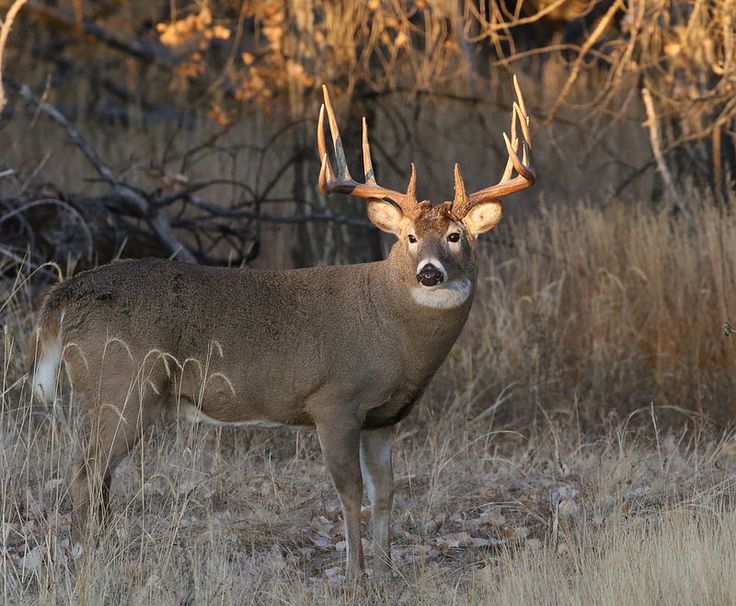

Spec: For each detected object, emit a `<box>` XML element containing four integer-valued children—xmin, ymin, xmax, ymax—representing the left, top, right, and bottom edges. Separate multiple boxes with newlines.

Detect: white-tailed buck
<box><xmin>32</xmin><ymin>77</ymin><xmax>534</xmax><ymax>579</ymax></box>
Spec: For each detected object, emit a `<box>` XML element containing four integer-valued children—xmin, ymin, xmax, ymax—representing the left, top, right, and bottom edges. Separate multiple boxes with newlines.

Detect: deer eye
<box><xmin>447</xmin><ymin>233</ymin><xmax>460</xmax><ymax>243</ymax></box>
<box><xmin>408</xmin><ymin>234</ymin><xmax>417</xmax><ymax>243</ymax></box>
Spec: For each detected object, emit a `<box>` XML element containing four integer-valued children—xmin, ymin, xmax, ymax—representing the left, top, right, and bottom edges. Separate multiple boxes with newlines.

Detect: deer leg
<box><xmin>315</xmin><ymin>419</ymin><xmax>364</xmax><ymax>581</ymax></box>
<box><xmin>69</xmin><ymin>348</ymin><xmax>170</xmax><ymax>550</ymax></box>
<box><xmin>71</xmin><ymin>393</ymin><xmax>163</xmax><ymax>549</ymax></box>
<box><xmin>360</xmin><ymin>426</ymin><xmax>395</xmax><ymax>576</ymax></box>
<box><xmin>71</xmin><ymin>410</ymin><xmax>133</xmax><ymax>547</ymax></box>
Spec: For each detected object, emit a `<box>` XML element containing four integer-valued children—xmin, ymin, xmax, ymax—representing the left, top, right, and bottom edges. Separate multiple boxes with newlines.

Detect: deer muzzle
<box><xmin>416</xmin><ymin>263</ymin><xmax>445</xmax><ymax>287</ymax></box>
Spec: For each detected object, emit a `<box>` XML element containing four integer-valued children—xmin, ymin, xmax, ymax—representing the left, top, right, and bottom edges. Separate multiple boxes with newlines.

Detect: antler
<box><xmin>317</xmin><ymin>85</ymin><xmax>419</xmax><ymax>215</ymax></box>
<box><xmin>452</xmin><ymin>75</ymin><xmax>536</xmax><ymax>218</ymax></box>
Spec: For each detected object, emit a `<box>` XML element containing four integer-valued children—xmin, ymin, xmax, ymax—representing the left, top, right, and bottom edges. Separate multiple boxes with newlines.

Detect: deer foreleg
<box><xmin>360</xmin><ymin>426</ymin><xmax>395</xmax><ymax>575</ymax></box>
<box><xmin>316</xmin><ymin>418</ymin><xmax>365</xmax><ymax>580</ymax></box>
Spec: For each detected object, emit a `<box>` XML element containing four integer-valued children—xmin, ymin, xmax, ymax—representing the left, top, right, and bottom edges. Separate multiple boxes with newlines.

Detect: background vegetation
<box><xmin>2</xmin><ymin>0</ymin><xmax>736</xmax><ymax>602</ymax></box>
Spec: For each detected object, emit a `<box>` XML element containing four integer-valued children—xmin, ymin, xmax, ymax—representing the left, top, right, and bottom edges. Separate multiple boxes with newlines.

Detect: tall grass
<box><xmin>485</xmin><ymin>506</ymin><xmax>736</xmax><ymax>605</ymax></box>
<box><xmin>440</xmin><ymin>194</ymin><xmax>736</xmax><ymax>430</ymax></box>
<box><xmin>2</xmin><ymin>192</ymin><xmax>736</xmax><ymax>603</ymax></box>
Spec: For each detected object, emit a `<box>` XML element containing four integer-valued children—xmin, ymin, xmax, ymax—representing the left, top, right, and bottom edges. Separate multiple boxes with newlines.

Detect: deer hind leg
<box><xmin>315</xmin><ymin>418</ymin><xmax>365</xmax><ymax>581</ymax></box>
<box><xmin>70</xmin><ymin>352</ymin><xmax>168</xmax><ymax>548</ymax></box>
<box><xmin>71</xmin><ymin>398</ymin><xmax>162</xmax><ymax>548</ymax></box>
<box><xmin>360</xmin><ymin>426</ymin><xmax>395</xmax><ymax>576</ymax></box>
<box><xmin>71</xmin><ymin>408</ymin><xmax>130</xmax><ymax>545</ymax></box>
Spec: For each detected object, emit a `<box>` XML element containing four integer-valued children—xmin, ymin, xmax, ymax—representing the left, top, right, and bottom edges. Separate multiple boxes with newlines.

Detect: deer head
<box><xmin>317</xmin><ymin>77</ymin><xmax>535</xmax><ymax>308</ymax></box>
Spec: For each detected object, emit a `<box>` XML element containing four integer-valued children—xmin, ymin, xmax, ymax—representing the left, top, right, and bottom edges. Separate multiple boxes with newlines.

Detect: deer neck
<box><xmin>368</xmin><ymin>246</ymin><xmax>476</xmax><ymax>359</ymax></box>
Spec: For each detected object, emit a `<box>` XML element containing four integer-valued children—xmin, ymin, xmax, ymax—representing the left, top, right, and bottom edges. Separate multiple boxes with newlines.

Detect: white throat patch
<box><xmin>411</xmin><ymin>278</ymin><xmax>472</xmax><ymax>309</ymax></box>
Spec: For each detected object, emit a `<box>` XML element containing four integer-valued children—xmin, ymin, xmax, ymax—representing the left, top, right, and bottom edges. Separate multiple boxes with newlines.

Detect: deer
<box><xmin>31</xmin><ymin>76</ymin><xmax>534</xmax><ymax>580</ymax></box>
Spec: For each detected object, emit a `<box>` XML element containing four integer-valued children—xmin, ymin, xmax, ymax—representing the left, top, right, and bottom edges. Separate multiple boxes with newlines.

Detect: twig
<box><xmin>550</xmin><ymin>494</ymin><xmax>560</xmax><ymax>548</ymax></box>
<box><xmin>156</xmin><ymin>179</ymin><xmax>257</xmax><ymax>207</ymax></box>
<box><xmin>613</xmin><ymin>159</ymin><xmax>656</xmax><ymax>196</ymax></box>
<box><xmin>0</xmin><ymin>0</ymin><xmax>28</xmax><ymax>112</ymax></box>
<box><xmin>641</xmin><ymin>87</ymin><xmax>676</xmax><ymax>196</ymax></box>
<box><xmin>542</xmin><ymin>0</ymin><xmax>624</xmax><ymax>125</ymax></box>
<box><xmin>713</xmin><ymin>124</ymin><xmax>722</xmax><ymax>204</ymax></box>
<box><xmin>0</xmin><ymin>198</ymin><xmax>94</xmax><ymax>260</ymax></box>
<box><xmin>14</xmin><ymin>84</ymin><xmax>131</xmax><ymax>197</ymax></box>
<box><xmin>0</xmin><ymin>243</ymin><xmax>28</xmax><ymax>266</ymax></box>
<box><xmin>183</xmin><ymin>195</ymin><xmax>374</xmax><ymax>229</ymax></box>
<box><xmin>20</xmin><ymin>150</ymin><xmax>51</xmax><ymax>194</ymax></box>
<box><xmin>465</xmin><ymin>0</ymin><xmax>572</xmax><ymax>37</ymax></box>
<box><xmin>150</xmin><ymin>211</ymin><xmax>195</xmax><ymax>263</ymax></box>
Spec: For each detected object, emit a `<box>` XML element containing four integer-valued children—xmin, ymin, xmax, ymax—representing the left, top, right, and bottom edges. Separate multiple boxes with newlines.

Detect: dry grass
<box><xmin>3</xmin><ymin>192</ymin><xmax>736</xmax><ymax>603</ymax></box>
<box><xmin>426</xmin><ymin>200</ymin><xmax>736</xmax><ymax>444</ymax></box>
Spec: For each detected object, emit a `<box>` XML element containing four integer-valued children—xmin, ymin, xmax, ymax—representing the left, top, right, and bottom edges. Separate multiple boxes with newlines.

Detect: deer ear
<box><xmin>463</xmin><ymin>201</ymin><xmax>503</xmax><ymax>235</ymax></box>
<box><xmin>366</xmin><ymin>199</ymin><xmax>403</xmax><ymax>234</ymax></box>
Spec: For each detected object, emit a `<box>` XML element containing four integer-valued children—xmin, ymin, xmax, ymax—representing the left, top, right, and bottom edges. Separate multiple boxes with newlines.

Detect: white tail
<box><xmin>32</xmin><ymin>312</ymin><xmax>64</xmax><ymax>403</ymax></box>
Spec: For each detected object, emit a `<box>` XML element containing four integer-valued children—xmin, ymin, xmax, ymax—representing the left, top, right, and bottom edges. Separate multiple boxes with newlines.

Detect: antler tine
<box><xmin>454</xmin><ymin>75</ymin><xmax>536</xmax><ymax>215</ymax></box>
<box><xmin>500</xmin><ymin>104</ymin><xmax>520</xmax><ymax>182</ymax></box>
<box><xmin>317</xmin><ymin>104</ymin><xmax>335</xmax><ymax>187</ymax></box>
<box><xmin>513</xmin><ymin>74</ymin><xmax>532</xmax><ymax>147</ymax></box>
<box><xmin>407</xmin><ymin>163</ymin><xmax>417</xmax><ymax>200</ymax></box>
<box><xmin>322</xmin><ymin>85</ymin><xmax>352</xmax><ymax>181</ymax></box>
<box><xmin>502</xmin><ymin>133</ymin><xmax>531</xmax><ymax>181</ymax></box>
<box><xmin>317</xmin><ymin>85</ymin><xmax>417</xmax><ymax>212</ymax></box>
<box><xmin>453</xmin><ymin>163</ymin><xmax>466</xmax><ymax>207</ymax></box>
<box><xmin>362</xmin><ymin>116</ymin><xmax>376</xmax><ymax>185</ymax></box>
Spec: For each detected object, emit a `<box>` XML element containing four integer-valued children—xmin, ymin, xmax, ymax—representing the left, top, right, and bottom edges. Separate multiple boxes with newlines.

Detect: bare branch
<box><xmin>150</xmin><ymin>211</ymin><xmax>196</xmax><ymax>263</ymax></box>
<box><xmin>183</xmin><ymin>195</ymin><xmax>373</xmax><ymax>229</ymax></box>
<box><xmin>641</xmin><ymin>87</ymin><xmax>675</xmax><ymax>196</ymax></box>
<box><xmin>0</xmin><ymin>0</ymin><xmax>28</xmax><ymax>112</ymax></box>
<box><xmin>0</xmin><ymin>198</ymin><xmax>93</xmax><ymax>260</ymax></box>
<box><xmin>13</xmin><ymin>83</ymin><xmax>137</xmax><ymax>204</ymax></box>
<box><xmin>21</xmin><ymin>1</ymin><xmax>236</xmax><ymax>100</ymax></box>
<box><xmin>542</xmin><ymin>0</ymin><xmax>624</xmax><ymax>125</ymax></box>
<box><xmin>12</xmin><ymin>82</ymin><xmax>197</xmax><ymax>263</ymax></box>
<box><xmin>23</xmin><ymin>0</ymin><xmax>174</xmax><ymax>68</ymax></box>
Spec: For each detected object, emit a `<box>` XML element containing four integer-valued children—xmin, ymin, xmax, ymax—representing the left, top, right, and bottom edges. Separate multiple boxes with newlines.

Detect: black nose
<box><xmin>417</xmin><ymin>263</ymin><xmax>444</xmax><ymax>287</ymax></box>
